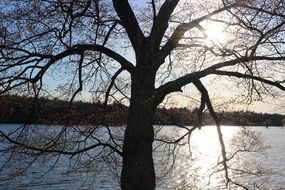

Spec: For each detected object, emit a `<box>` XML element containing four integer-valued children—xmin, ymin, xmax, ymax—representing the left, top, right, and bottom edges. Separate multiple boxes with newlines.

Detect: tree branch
<box><xmin>155</xmin><ymin>55</ymin><xmax>285</xmax><ymax>104</ymax></box>
<box><xmin>0</xmin><ymin>129</ymin><xmax>123</xmax><ymax>157</ymax></box>
<box><xmin>193</xmin><ymin>80</ymin><xmax>230</xmax><ymax>187</ymax></box>
<box><xmin>149</xmin><ymin>0</ymin><xmax>179</xmax><ymax>49</ymax></box>
<box><xmin>68</xmin><ymin>53</ymin><xmax>84</xmax><ymax>109</ymax></box>
<box><xmin>212</xmin><ymin>70</ymin><xmax>285</xmax><ymax>91</ymax></box>
<box><xmin>112</xmin><ymin>0</ymin><xmax>144</xmax><ymax>53</ymax></box>
<box><xmin>159</xmin><ymin>4</ymin><xmax>235</xmax><ymax>61</ymax></box>
<box><xmin>52</xmin><ymin>44</ymin><xmax>135</xmax><ymax>74</ymax></box>
<box><xmin>104</xmin><ymin>67</ymin><xmax>125</xmax><ymax>106</ymax></box>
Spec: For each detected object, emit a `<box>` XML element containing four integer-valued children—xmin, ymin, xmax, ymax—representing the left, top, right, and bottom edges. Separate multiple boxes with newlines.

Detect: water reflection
<box><xmin>154</xmin><ymin>126</ymin><xmax>233</xmax><ymax>189</ymax></box>
<box><xmin>154</xmin><ymin>126</ymin><xmax>277</xmax><ymax>190</ymax></box>
<box><xmin>1</xmin><ymin>125</ymin><xmax>285</xmax><ymax>189</ymax></box>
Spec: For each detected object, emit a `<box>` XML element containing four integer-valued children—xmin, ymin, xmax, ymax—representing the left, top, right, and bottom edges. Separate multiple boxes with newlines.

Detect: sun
<box><xmin>202</xmin><ymin>22</ymin><xmax>227</xmax><ymax>46</ymax></box>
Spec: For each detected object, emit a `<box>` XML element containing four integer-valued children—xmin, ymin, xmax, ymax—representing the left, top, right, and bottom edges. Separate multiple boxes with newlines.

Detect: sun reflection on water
<box><xmin>154</xmin><ymin>125</ymin><xmax>268</xmax><ymax>190</ymax></box>
<box><xmin>187</xmin><ymin>126</ymin><xmax>238</xmax><ymax>189</ymax></box>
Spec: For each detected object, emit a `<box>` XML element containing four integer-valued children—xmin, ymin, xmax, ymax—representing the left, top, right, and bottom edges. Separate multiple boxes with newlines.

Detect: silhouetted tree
<box><xmin>0</xmin><ymin>0</ymin><xmax>284</xmax><ymax>189</ymax></box>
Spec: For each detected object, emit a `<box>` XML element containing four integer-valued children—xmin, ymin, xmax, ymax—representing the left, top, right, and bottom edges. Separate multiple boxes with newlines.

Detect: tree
<box><xmin>0</xmin><ymin>0</ymin><xmax>284</xmax><ymax>189</ymax></box>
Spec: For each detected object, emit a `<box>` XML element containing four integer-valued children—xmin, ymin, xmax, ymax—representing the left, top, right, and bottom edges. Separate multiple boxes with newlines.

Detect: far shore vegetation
<box><xmin>1</xmin><ymin>95</ymin><xmax>284</xmax><ymax>126</ymax></box>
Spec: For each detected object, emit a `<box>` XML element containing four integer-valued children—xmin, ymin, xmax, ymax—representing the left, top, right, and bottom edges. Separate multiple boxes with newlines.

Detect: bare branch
<box><xmin>193</xmin><ymin>80</ymin><xmax>230</xmax><ymax>187</ymax></box>
<box><xmin>0</xmin><ymin>129</ymin><xmax>123</xmax><ymax>157</ymax></box>
<box><xmin>159</xmin><ymin>4</ymin><xmax>235</xmax><ymax>61</ymax></box>
<box><xmin>155</xmin><ymin>55</ymin><xmax>285</xmax><ymax>104</ymax></box>
<box><xmin>68</xmin><ymin>53</ymin><xmax>84</xmax><ymax>108</ymax></box>
<box><xmin>212</xmin><ymin>70</ymin><xmax>285</xmax><ymax>91</ymax></box>
<box><xmin>104</xmin><ymin>67</ymin><xmax>125</xmax><ymax>106</ymax></box>
<box><xmin>149</xmin><ymin>0</ymin><xmax>179</xmax><ymax>49</ymax></box>
<box><xmin>112</xmin><ymin>0</ymin><xmax>145</xmax><ymax>53</ymax></box>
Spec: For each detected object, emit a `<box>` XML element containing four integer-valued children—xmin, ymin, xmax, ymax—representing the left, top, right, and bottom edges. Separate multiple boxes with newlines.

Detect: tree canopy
<box><xmin>0</xmin><ymin>0</ymin><xmax>284</xmax><ymax>189</ymax></box>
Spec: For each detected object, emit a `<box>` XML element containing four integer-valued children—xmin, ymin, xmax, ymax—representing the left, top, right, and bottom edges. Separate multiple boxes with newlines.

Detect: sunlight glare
<box><xmin>202</xmin><ymin>22</ymin><xmax>227</xmax><ymax>46</ymax></box>
<box><xmin>187</xmin><ymin>126</ymin><xmax>238</xmax><ymax>187</ymax></box>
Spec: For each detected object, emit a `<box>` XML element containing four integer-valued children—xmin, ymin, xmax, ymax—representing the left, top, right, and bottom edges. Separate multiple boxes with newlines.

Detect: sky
<box><xmin>126</xmin><ymin>0</ymin><xmax>285</xmax><ymax>114</ymax></box>
<box><xmin>5</xmin><ymin>0</ymin><xmax>283</xmax><ymax>115</ymax></box>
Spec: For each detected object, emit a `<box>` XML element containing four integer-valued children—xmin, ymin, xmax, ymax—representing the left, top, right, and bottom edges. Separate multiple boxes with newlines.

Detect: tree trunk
<box><xmin>121</xmin><ymin>70</ymin><xmax>157</xmax><ymax>190</ymax></box>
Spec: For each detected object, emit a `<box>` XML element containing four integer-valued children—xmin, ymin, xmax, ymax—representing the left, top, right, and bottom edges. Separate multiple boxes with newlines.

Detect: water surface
<box><xmin>0</xmin><ymin>124</ymin><xmax>284</xmax><ymax>189</ymax></box>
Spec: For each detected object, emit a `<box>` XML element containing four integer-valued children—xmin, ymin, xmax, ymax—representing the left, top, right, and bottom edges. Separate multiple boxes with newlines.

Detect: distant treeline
<box><xmin>0</xmin><ymin>95</ymin><xmax>284</xmax><ymax>126</ymax></box>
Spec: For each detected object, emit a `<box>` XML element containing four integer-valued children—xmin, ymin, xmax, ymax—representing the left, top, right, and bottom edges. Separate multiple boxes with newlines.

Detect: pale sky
<box><xmin>40</xmin><ymin>0</ymin><xmax>285</xmax><ymax>115</ymax></box>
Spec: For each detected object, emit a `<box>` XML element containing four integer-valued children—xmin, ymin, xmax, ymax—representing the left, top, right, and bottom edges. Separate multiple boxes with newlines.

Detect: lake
<box><xmin>0</xmin><ymin>124</ymin><xmax>284</xmax><ymax>189</ymax></box>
